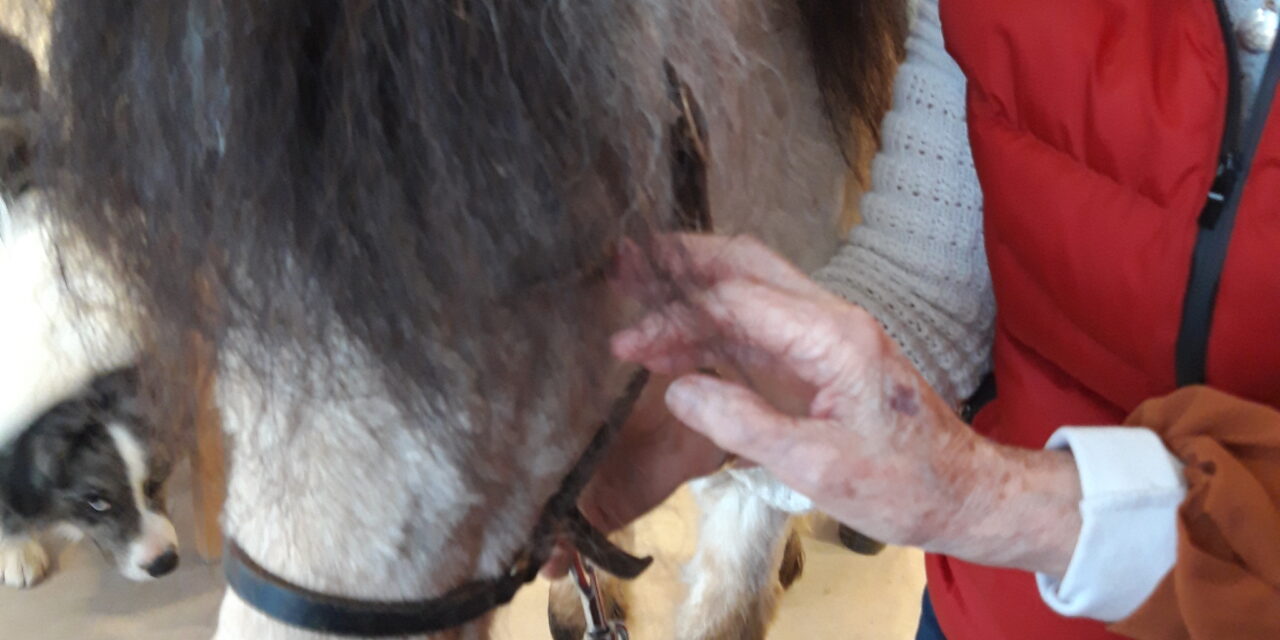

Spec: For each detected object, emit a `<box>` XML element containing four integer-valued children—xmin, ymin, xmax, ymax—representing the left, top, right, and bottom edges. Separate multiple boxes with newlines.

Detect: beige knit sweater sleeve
<box><xmin>814</xmin><ymin>0</ymin><xmax>992</xmax><ymax>407</ymax></box>
<box><xmin>727</xmin><ymin>0</ymin><xmax>994</xmax><ymax>513</ymax></box>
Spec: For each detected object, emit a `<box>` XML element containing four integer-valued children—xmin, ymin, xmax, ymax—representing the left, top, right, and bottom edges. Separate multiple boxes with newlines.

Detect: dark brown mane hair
<box><xmin>799</xmin><ymin>0</ymin><xmax>908</xmax><ymax>151</ymax></box>
<box><xmin>40</xmin><ymin>0</ymin><xmax>906</xmax><ymax>433</ymax></box>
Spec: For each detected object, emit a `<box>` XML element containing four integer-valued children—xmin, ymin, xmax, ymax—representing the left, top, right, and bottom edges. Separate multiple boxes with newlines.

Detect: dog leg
<box><xmin>0</xmin><ymin>531</ymin><xmax>49</xmax><ymax>588</ymax></box>
<box><xmin>547</xmin><ymin>567</ymin><xmax>629</xmax><ymax>640</ymax></box>
<box><xmin>547</xmin><ymin>572</ymin><xmax>588</xmax><ymax>640</ymax></box>
<box><xmin>547</xmin><ymin>526</ymin><xmax>633</xmax><ymax>640</ymax></box>
<box><xmin>676</xmin><ymin>474</ymin><xmax>799</xmax><ymax>640</ymax></box>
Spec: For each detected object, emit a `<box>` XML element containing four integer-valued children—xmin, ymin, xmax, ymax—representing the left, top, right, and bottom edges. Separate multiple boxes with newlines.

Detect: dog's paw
<box><xmin>0</xmin><ymin>537</ymin><xmax>50</xmax><ymax>588</ymax></box>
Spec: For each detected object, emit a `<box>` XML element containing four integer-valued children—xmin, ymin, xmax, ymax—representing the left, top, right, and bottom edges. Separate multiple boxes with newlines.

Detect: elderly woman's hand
<box><xmin>611</xmin><ymin>234</ymin><xmax>1083</xmax><ymax>577</ymax></box>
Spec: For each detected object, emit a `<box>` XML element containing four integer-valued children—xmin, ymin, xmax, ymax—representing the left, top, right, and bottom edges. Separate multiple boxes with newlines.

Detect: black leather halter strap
<box><xmin>224</xmin><ymin>369</ymin><xmax>654</xmax><ymax>637</ymax></box>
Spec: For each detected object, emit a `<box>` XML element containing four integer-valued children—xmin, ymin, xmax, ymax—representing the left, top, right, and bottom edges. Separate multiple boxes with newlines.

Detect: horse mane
<box><xmin>39</xmin><ymin>0</ymin><xmax>907</xmax><ymax>432</ymax></box>
<box><xmin>799</xmin><ymin>0</ymin><xmax>908</xmax><ymax>151</ymax></box>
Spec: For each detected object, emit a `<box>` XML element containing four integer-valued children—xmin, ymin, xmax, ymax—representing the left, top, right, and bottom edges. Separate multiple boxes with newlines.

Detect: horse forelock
<box><xmin>40</xmin><ymin>0</ymin><xmax>906</xmax><ymax>448</ymax></box>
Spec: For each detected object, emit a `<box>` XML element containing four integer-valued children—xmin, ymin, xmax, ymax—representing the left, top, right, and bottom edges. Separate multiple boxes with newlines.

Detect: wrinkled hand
<box><xmin>605</xmin><ymin>234</ymin><xmax>1081</xmax><ymax>576</ymax></box>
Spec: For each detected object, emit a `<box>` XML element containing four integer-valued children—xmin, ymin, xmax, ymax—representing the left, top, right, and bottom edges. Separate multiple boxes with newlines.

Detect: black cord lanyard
<box><xmin>1176</xmin><ymin>0</ymin><xmax>1280</xmax><ymax>386</ymax></box>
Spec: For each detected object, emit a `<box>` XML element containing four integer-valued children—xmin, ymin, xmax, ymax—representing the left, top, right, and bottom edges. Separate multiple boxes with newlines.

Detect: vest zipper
<box><xmin>1201</xmin><ymin>0</ymin><xmax>1244</xmax><ymax>230</ymax></box>
<box><xmin>1175</xmin><ymin>0</ymin><xmax>1280</xmax><ymax>385</ymax></box>
<box><xmin>1200</xmin><ymin>152</ymin><xmax>1238</xmax><ymax>229</ymax></box>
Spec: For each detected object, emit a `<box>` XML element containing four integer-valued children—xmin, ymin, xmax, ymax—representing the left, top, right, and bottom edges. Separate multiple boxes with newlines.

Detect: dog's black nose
<box><xmin>144</xmin><ymin>549</ymin><xmax>179</xmax><ymax>577</ymax></box>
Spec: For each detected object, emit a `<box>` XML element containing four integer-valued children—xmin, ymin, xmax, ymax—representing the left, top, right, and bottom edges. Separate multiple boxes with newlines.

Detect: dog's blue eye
<box><xmin>87</xmin><ymin>497</ymin><xmax>113</xmax><ymax>512</ymax></box>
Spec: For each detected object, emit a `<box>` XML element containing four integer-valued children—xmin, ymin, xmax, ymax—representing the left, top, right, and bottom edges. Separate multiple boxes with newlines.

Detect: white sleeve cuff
<box><xmin>1035</xmin><ymin>427</ymin><xmax>1186</xmax><ymax>621</ymax></box>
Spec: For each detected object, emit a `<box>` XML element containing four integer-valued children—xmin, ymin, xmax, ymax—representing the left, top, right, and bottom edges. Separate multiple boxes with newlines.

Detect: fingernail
<box><xmin>665</xmin><ymin>377</ymin><xmax>700</xmax><ymax>412</ymax></box>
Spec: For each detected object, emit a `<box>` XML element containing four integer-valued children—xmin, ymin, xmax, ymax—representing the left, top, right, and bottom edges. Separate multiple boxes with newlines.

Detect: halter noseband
<box><xmin>223</xmin><ymin>370</ymin><xmax>653</xmax><ymax>637</ymax></box>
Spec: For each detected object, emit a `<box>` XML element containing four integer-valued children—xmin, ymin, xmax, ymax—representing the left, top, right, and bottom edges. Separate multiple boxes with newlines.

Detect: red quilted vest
<box><xmin>932</xmin><ymin>1</ymin><xmax>1280</xmax><ymax>638</ymax></box>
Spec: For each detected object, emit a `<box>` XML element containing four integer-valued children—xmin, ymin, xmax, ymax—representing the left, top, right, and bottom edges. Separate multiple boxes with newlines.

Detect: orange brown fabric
<box><xmin>1110</xmin><ymin>386</ymin><xmax>1280</xmax><ymax>639</ymax></box>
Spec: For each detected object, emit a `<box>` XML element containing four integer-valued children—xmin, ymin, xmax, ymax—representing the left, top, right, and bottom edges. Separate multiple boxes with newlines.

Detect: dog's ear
<box><xmin>89</xmin><ymin>366</ymin><xmax>140</xmax><ymax>412</ymax></box>
<box><xmin>6</xmin><ymin>405</ymin><xmax>94</xmax><ymax>517</ymax></box>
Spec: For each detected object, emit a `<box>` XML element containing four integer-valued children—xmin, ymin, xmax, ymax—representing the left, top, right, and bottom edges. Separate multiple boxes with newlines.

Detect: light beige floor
<box><xmin>0</xmin><ymin>467</ymin><xmax>924</xmax><ymax>639</ymax></box>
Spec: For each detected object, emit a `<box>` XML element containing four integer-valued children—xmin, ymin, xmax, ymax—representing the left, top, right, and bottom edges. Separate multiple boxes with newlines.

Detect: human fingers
<box><xmin>614</xmin><ymin>279</ymin><xmax>870</xmax><ymax>392</ymax></box>
<box><xmin>608</xmin><ymin>294</ymin><xmax>716</xmax><ymax>373</ymax></box>
<box><xmin>663</xmin><ymin>373</ymin><xmax>825</xmax><ymax>469</ymax></box>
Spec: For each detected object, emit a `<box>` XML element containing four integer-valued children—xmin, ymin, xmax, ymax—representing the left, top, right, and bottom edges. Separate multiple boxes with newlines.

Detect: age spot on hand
<box><xmin>888</xmin><ymin>382</ymin><xmax>920</xmax><ymax>417</ymax></box>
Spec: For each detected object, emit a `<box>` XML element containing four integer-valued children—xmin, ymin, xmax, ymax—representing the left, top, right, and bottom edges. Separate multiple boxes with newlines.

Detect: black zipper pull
<box><xmin>1200</xmin><ymin>153</ymin><xmax>1238</xmax><ymax>229</ymax></box>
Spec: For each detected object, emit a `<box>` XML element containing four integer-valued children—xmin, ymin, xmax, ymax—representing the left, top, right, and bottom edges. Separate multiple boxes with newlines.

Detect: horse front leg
<box><xmin>676</xmin><ymin>473</ymin><xmax>802</xmax><ymax>640</ymax></box>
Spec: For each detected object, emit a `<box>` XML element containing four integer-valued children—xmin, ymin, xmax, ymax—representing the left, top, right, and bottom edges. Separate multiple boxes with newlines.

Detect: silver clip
<box><xmin>571</xmin><ymin>552</ymin><xmax>629</xmax><ymax>640</ymax></box>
